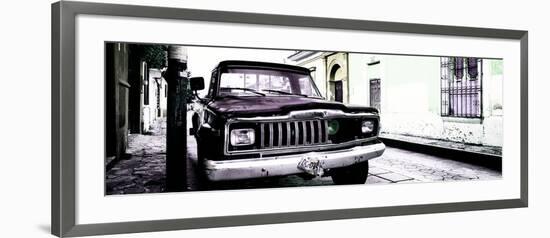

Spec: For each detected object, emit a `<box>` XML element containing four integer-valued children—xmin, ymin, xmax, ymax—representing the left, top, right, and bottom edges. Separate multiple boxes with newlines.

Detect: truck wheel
<box><xmin>331</xmin><ymin>161</ymin><xmax>369</xmax><ymax>185</ymax></box>
<box><xmin>196</xmin><ymin>140</ymin><xmax>206</xmax><ymax>171</ymax></box>
<box><xmin>192</xmin><ymin>114</ymin><xmax>199</xmax><ymax>137</ymax></box>
<box><xmin>195</xmin><ymin>141</ymin><xmax>217</xmax><ymax>189</ymax></box>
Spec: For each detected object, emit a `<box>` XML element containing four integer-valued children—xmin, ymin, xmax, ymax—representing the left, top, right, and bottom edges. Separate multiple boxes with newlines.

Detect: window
<box><xmin>220</xmin><ymin>73</ymin><xmax>291</xmax><ymax>94</ymax></box>
<box><xmin>440</xmin><ymin>57</ymin><xmax>482</xmax><ymax>118</ymax></box>
<box><xmin>208</xmin><ymin>70</ymin><xmax>217</xmax><ymax>97</ymax></box>
<box><xmin>218</xmin><ymin>68</ymin><xmax>321</xmax><ymax>97</ymax></box>
<box><xmin>298</xmin><ymin>77</ymin><xmax>316</xmax><ymax>95</ymax></box>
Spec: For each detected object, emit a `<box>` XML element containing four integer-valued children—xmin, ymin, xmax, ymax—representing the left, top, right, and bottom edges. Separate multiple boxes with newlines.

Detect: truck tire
<box><xmin>195</xmin><ymin>140</ymin><xmax>206</xmax><ymax>171</ymax></box>
<box><xmin>331</xmin><ymin>161</ymin><xmax>369</xmax><ymax>185</ymax></box>
<box><xmin>195</xmin><ymin>140</ymin><xmax>214</xmax><ymax>189</ymax></box>
<box><xmin>192</xmin><ymin>114</ymin><xmax>199</xmax><ymax>137</ymax></box>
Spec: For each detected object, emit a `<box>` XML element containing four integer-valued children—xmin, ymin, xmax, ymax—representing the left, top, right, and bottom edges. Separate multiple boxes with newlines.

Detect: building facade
<box><xmin>106</xmin><ymin>43</ymin><xmax>173</xmax><ymax>162</ymax></box>
<box><xmin>288</xmin><ymin>51</ymin><xmax>503</xmax><ymax>147</ymax></box>
<box><xmin>142</xmin><ymin>68</ymin><xmax>168</xmax><ymax>133</ymax></box>
<box><xmin>106</xmin><ymin>42</ymin><xmax>130</xmax><ymax>161</ymax></box>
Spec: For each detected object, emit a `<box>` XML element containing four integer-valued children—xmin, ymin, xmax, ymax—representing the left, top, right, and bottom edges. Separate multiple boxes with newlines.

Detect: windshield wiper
<box><xmin>262</xmin><ymin>89</ymin><xmax>309</xmax><ymax>97</ymax></box>
<box><xmin>220</xmin><ymin>87</ymin><xmax>266</xmax><ymax>96</ymax></box>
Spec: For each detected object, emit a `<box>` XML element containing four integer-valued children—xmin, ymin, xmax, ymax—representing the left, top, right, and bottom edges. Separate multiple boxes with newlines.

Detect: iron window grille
<box><xmin>440</xmin><ymin>57</ymin><xmax>483</xmax><ymax>118</ymax></box>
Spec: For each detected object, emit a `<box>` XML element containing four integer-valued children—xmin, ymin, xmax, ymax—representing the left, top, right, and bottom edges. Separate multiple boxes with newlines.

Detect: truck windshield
<box><xmin>219</xmin><ymin>68</ymin><xmax>321</xmax><ymax>98</ymax></box>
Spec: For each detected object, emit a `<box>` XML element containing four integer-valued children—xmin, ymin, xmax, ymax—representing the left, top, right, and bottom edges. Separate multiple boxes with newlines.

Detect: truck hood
<box><xmin>207</xmin><ymin>96</ymin><xmax>378</xmax><ymax>118</ymax></box>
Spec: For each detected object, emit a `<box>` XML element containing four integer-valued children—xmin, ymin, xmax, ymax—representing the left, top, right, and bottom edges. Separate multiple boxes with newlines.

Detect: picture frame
<box><xmin>51</xmin><ymin>1</ymin><xmax>528</xmax><ymax>237</ymax></box>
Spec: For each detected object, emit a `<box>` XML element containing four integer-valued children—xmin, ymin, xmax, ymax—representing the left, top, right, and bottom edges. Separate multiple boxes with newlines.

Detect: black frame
<box><xmin>52</xmin><ymin>1</ymin><xmax>528</xmax><ymax>237</ymax></box>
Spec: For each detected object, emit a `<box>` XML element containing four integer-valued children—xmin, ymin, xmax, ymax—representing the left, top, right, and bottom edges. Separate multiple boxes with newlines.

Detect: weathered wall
<box><xmin>159</xmin><ymin>77</ymin><xmax>168</xmax><ymax>117</ymax></box>
<box><xmin>480</xmin><ymin>59</ymin><xmax>504</xmax><ymax>146</ymax></box>
<box><xmin>347</xmin><ymin>53</ymin><xmax>370</xmax><ymax>106</ymax></box>
<box><xmin>290</xmin><ymin>52</ymin><xmax>503</xmax><ymax>147</ymax></box>
<box><xmin>376</xmin><ymin>57</ymin><xmax>503</xmax><ymax>146</ymax></box>
<box><xmin>105</xmin><ymin>42</ymin><xmax>130</xmax><ymax>159</ymax></box>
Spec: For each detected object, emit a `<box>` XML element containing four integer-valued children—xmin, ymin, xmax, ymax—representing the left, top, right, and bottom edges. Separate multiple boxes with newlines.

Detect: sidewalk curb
<box><xmin>379</xmin><ymin>137</ymin><xmax>502</xmax><ymax>171</ymax></box>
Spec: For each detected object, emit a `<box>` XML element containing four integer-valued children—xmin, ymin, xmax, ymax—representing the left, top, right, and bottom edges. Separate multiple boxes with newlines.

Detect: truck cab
<box><xmin>189</xmin><ymin>60</ymin><xmax>385</xmax><ymax>184</ymax></box>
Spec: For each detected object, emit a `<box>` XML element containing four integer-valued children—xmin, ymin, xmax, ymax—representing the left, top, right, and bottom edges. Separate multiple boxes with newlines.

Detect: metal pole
<box><xmin>165</xmin><ymin>46</ymin><xmax>188</xmax><ymax>192</ymax></box>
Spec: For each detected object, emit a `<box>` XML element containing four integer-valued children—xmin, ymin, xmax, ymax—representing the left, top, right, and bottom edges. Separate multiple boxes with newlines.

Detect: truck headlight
<box><xmin>230</xmin><ymin>128</ymin><xmax>255</xmax><ymax>146</ymax></box>
<box><xmin>328</xmin><ymin>120</ymin><xmax>340</xmax><ymax>135</ymax></box>
<box><xmin>361</xmin><ymin>120</ymin><xmax>375</xmax><ymax>134</ymax></box>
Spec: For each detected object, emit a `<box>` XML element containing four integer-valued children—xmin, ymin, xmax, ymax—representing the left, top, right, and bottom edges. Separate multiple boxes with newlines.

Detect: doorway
<box><xmin>333</xmin><ymin>80</ymin><xmax>343</xmax><ymax>102</ymax></box>
<box><xmin>370</xmin><ymin>78</ymin><xmax>381</xmax><ymax>112</ymax></box>
<box><xmin>329</xmin><ymin>64</ymin><xmax>345</xmax><ymax>102</ymax></box>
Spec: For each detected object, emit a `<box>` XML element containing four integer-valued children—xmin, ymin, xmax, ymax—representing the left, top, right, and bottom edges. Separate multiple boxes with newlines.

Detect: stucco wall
<box><xmin>347</xmin><ymin>53</ymin><xmax>370</xmax><ymax>106</ymax></box>
<box><xmin>376</xmin><ymin>56</ymin><xmax>503</xmax><ymax>146</ymax></box>
<box><xmin>296</xmin><ymin>56</ymin><xmax>327</xmax><ymax>98</ymax></box>
<box><xmin>290</xmin><ymin>52</ymin><xmax>503</xmax><ymax>147</ymax></box>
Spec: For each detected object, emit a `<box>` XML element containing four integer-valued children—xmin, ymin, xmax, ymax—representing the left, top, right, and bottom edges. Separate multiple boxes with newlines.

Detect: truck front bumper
<box><xmin>204</xmin><ymin>142</ymin><xmax>385</xmax><ymax>181</ymax></box>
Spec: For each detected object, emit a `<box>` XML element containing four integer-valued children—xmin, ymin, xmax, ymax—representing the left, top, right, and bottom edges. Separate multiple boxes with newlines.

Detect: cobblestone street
<box><xmin>106</xmin><ymin>118</ymin><xmax>502</xmax><ymax>195</ymax></box>
<box><xmin>106</xmin><ymin>118</ymin><xmax>167</xmax><ymax>195</ymax></box>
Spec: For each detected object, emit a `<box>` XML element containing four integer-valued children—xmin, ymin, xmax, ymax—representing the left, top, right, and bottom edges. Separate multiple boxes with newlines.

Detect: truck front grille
<box><xmin>259</xmin><ymin>120</ymin><xmax>328</xmax><ymax>149</ymax></box>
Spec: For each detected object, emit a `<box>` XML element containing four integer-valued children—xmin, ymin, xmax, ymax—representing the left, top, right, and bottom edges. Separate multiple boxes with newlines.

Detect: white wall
<box><xmin>0</xmin><ymin>1</ymin><xmax>546</xmax><ymax>238</ymax></box>
<box><xmin>375</xmin><ymin>55</ymin><xmax>446</xmax><ymax>139</ymax></box>
<box><xmin>347</xmin><ymin>53</ymin><xmax>371</xmax><ymax>105</ymax></box>
<box><xmin>294</xmin><ymin>54</ymin><xmax>328</xmax><ymax>97</ymax></box>
<box><xmin>143</xmin><ymin>69</ymin><xmax>167</xmax><ymax>132</ymax></box>
<box><xmin>348</xmin><ymin>53</ymin><xmax>503</xmax><ymax>146</ymax></box>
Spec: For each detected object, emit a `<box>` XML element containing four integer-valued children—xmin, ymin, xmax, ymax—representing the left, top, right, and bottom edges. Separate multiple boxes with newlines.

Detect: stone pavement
<box><xmin>106</xmin><ymin>118</ymin><xmax>167</xmax><ymax>195</ymax></box>
<box><xmin>369</xmin><ymin>148</ymin><xmax>501</xmax><ymax>184</ymax></box>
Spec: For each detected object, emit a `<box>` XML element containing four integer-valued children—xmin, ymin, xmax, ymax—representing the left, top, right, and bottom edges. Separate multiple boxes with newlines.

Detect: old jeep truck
<box><xmin>189</xmin><ymin>60</ymin><xmax>385</xmax><ymax>184</ymax></box>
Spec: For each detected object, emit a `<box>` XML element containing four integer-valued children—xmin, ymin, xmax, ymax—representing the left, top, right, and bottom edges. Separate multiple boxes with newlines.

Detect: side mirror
<box><xmin>189</xmin><ymin>77</ymin><xmax>205</xmax><ymax>91</ymax></box>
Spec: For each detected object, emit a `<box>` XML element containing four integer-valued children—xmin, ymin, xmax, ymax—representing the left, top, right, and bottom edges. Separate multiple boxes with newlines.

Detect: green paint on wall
<box><xmin>491</xmin><ymin>60</ymin><xmax>503</xmax><ymax>75</ymax></box>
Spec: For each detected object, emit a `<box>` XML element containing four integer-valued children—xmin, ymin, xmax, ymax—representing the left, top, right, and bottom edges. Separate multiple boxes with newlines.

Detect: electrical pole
<box><xmin>165</xmin><ymin>46</ymin><xmax>188</xmax><ymax>192</ymax></box>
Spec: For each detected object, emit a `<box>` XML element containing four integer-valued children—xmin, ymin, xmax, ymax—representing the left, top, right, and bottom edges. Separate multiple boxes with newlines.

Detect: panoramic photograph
<box><xmin>104</xmin><ymin>43</ymin><xmax>503</xmax><ymax>195</ymax></box>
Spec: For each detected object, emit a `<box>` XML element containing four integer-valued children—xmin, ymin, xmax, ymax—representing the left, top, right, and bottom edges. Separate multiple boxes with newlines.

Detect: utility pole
<box><xmin>165</xmin><ymin>46</ymin><xmax>188</xmax><ymax>192</ymax></box>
